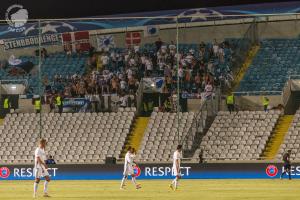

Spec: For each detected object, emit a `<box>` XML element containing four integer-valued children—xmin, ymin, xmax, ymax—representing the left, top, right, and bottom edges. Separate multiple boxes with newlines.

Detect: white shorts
<box><xmin>172</xmin><ymin>167</ymin><xmax>181</xmax><ymax>176</ymax></box>
<box><xmin>123</xmin><ymin>165</ymin><xmax>134</xmax><ymax>176</ymax></box>
<box><xmin>34</xmin><ymin>168</ymin><xmax>50</xmax><ymax>179</ymax></box>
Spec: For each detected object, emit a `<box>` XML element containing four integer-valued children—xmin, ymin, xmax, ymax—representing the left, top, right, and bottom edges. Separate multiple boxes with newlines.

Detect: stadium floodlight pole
<box><xmin>176</xmin><ymin>16</ymin><xmax>180</xmax><ymax>144</ymax></box>
<box><xmin>38</xmin><ymin>20</ymin><xmax>42</xmax><ymax>139</ymax></box>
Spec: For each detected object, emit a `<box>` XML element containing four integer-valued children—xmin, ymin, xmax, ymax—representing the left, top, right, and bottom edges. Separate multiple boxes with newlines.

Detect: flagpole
<box><xmin>176</xmin><ymin>16</ymin><xmax>180</xmax><ymax>144</ymax></box>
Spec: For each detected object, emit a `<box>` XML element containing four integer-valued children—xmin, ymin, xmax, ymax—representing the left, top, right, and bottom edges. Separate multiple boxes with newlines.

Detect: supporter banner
<box><xmin>96</xmin><ymin>35</ymin><xmax>115</xmax><ymax>51</ymax></box>
<box><xmin>143</xmin><ymin>77</ymin><xmax>165</xmax><ymax>93</ymax></box>
<box><xmin>0</xmin><ymin>163</ymin><xmax>298</xmax><ymax>180</ymax></box>
<box><xmin>144</xmin><ymin>26</ymin><xmax>159</xmax><ymax>37</ymax></box>
<box><xmin>3</xmin><ymin>34</ymin><xmax>61</xmax><ymax>50</ymax></box>
<box><xmin>62</xmin><ymin>31</ymin><xmax>90</xmax><ymax>52</ymax></box>
<box><xmin>181</xmin><ymin>93</ymin><xmax>202</xmax><ymax>99</ymax></box>
<box><xmin>63</xmin><ymin>98</ymin><xmax>90</xmax><ymax>112</ymax></box>
<box><xmin>125</xmin><ymin>32</ymin><xmax>141</xmax><ymax>47</ymax></box>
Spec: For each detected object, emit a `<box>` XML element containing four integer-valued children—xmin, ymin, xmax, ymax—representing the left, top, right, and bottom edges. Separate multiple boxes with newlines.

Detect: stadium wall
<box><xmin>2</xmin><ymin>18</ymin><xmax>300</xmax><ymax>59</ymax></box>
<box><xmin>0</xmin><ymin>163</ymin><xmax>298</xmax><ymax>180</ymax></box>
<box><xmin>0</xmin><ymin>44</ymin><xmax>63</xmax><ymax>60</ymax></box>
<box><xmin>88</xmin><ymin>19</ymin><xmax>300</xmax><ymax>49</ymax></box>
<box><xmin>233</xmin><ymin>95</ymin><xmax>283</xmax><ymax>111</ymax></box>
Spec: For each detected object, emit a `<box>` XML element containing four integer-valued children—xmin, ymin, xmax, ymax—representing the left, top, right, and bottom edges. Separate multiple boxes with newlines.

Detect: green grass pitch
<box><xmin>0</xmin><ymin>179</ymin><xmax>299</xmax><ymax>200</ymax></box>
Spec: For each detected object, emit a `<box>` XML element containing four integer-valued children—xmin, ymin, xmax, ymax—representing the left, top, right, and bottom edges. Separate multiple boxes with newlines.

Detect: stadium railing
<box><xmin>182</xmin><ymin>87</ymin><xmax>220</xmax><ymax>156</ymax></box>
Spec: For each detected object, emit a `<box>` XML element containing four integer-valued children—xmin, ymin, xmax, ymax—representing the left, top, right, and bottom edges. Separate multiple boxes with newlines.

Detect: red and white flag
<box><xmin>125</xmin><ymin>32</ymin><xmax>141</xmax><ymax>47</ymax></box>
<box><xmin>62</xmin><ymin>31</ymin><xmax>90</xmax><ymax>52</ymax></box>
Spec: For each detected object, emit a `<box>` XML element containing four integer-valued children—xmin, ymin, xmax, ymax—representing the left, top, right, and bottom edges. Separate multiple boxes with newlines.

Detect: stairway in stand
<box><xmin>262</xmin><ymin>115</ymin><xmax>293</xmax><ymax>160</ymax></box>
<box><xmin>120</xmin><ymin>117</ymin><xmax>149</xmax><ymax>158</ymax></box>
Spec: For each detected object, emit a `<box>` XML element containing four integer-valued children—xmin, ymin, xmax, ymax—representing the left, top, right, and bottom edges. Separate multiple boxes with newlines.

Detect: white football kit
<box><xmin>34</xmin><ymin>147</ymin><xmax>49</xmax><ymax>178</ymax></box>
<box><xmin>172</xmin><ymin>150</ymin><xmax>181</xmax><ymax>176</ymax></box>
<box><xmin>123</xmin><ymin>152</ymin><xmax>134</xmax><ymax>176</ymax></box>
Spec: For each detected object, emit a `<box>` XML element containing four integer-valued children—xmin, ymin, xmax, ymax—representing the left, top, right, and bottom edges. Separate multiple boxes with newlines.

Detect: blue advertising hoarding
<box><xmin>0</xmin><ymin>163</ymin><xmax>298</xmax><ymax>181</ymax></box>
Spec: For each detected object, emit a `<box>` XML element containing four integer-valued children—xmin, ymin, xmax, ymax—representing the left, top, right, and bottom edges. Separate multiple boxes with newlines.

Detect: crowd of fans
<box><xmin>87</xmin><ymin>38</ymin><xmax>233</xmax><ymax>95</ymax></box>
<box><xmin>41</xmin><ymin>38</ymin><xmax>233</xmax><ymax>110</ymax></box>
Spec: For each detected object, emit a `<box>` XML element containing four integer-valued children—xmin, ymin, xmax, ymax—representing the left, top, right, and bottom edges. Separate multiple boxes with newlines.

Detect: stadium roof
<box><xmin>0</xmin><ymin>0</ymin><xmax>299</xmax><ymax>19</ymax></box>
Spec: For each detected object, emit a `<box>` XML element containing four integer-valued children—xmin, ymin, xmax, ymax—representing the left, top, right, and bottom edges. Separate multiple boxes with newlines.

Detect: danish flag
<box><xmin>125</xmin><ymin>32</ymin><xmax>141</xmax><ymax>47</ymax></box>
<box><xmin>62</xmin><ymin>31</ymin><xmax>90</xmax><ymax>52</ymax></box>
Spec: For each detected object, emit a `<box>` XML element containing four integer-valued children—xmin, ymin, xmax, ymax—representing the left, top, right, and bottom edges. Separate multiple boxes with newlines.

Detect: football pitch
<box><xmin>1</xmin><ymin>179</ymin><xmax>300</xmax><ymax>200</ymax></box>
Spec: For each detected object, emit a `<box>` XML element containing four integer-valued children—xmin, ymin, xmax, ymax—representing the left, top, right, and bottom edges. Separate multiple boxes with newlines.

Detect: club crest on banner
<box><xmin>97</xmin><ymin>35</ymin><xmax>115</xmax><ymax>51</ymax></box>
<box><xmin>5</xmin><ymin>4</ymin><xmax>29</xmax><ymax>33</ymax></box>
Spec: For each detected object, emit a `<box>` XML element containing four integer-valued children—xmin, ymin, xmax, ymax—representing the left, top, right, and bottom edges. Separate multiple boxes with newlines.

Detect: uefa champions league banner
<box><xmin>2</xmin><ymin>2</ymin><xmax>300</xmax><ymax>39</ymax></box>
<box><xmin>1</xmin><ymin>163</ymin><xmax>300</xmax><ymax>180</ymax></box>
<box><xmin>2</xmin><ymin>34</ymin><xmax>62</xmax><ymax>50</ymax></box>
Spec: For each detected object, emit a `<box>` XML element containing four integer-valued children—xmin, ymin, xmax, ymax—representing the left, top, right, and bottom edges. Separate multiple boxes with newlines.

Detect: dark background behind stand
<box><xmin>0</xmin><ymin>0</ymin><xmax>296</xmax><ymax>19</ymax></box>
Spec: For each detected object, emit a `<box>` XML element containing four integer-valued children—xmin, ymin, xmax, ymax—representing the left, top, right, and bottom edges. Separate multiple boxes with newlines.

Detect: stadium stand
<box><xmin>61</xmin><ymin>40</ymin><xmax>232</xmax><ymax>95</ymax></box>
<box><xmin>0</xmin><ymin>110</ymin><xmax>135</xmax><ymax>164</ymax></box>
<box><xmin>1</xmin><ymin>39</ymin><xmax>232</xmax><ymax>103</ymax></box>
<box><xmin>136</xmin><ymin>111</ymin><xmax>195</xmax><ymax>162</ymax></box>
<box><xmin>196</xmin><ymin>110</ymin><xmax>281</xmax><ymax>161</ymax></box>
<box><xmin>237</xmin><ymin>39</ymin><xmax>300</xmax><ymax>94</ymax></box>
<box><xmin>3</xmin><ymin>52</ymin><xmax>88</xmax><ymax>95</ymax></box>
<box><xmin>277</xmin><ymin>109</ymin><xmax>300</xmax><ymax>160</ymax></box>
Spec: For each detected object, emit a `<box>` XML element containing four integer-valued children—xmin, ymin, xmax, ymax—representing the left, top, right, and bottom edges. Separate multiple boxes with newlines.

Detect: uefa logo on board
<box><xmin>266</xmin><ymin>165</ymin><xmax>278</xmax><ymax>177</ymax></box>
<box><xmin>0</xmin><ymin>167</ymin><xmax>10</xmax><ymax>179</ymax></box>
<box><xmin>133</xmin><ymin>166</ymin><xmax>141</xmax><ymax>177</ymax></box>
<box><xmin>5</xmin><ymin>4</ymin><xmax>29</xmax><ymax>32</ymax></box>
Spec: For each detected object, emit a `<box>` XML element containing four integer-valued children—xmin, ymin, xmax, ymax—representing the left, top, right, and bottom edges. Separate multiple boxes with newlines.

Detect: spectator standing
<box><xmin>64</xmin><ymin>44</ymin><xmax>72</xmax><ymax>58</ymax></box>
<box><xmin>164</xmin><ymin>98</ymin><xmax>172</xmax><ymax>112</ymax></box>
<box><xmin>101</xmin><ymin>53</ymin><xmax>110</xmax><ymax>69</ymax></box>
<box><xmin>145</xmin><ymin>58</ymin><xmax>153</xmax><ymax>76</ymax></box>
<box><xmin>119</xmin><ymin>94</ymin><xmax>128</xmax><ymax>108</ymax></box>
<box><xmin>169</xmin><ymin>41</ymin><xmax>176</xmax><ymax>55</ymax></box>
<box><xmin>49</xmin><ymin>96</ymin><xmax>55</xmax><ymax>113</ymax></box>
<box><xmin>212</xmin><ymin>39</ymin><xmax>219</xmax><ymax>57</ymax></box>
<box><xmin>155</xmin><ymin>38</ymin><xmax>163</xmax><ymax>52</ymax></box>
<box><xmin>204</xmin><ymin>82</ymin><xmax>213</xmax><ymax>99</ymax></box>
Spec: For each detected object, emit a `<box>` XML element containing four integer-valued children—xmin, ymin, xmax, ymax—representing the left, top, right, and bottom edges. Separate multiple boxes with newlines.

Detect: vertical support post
<box><xmin>38</xmin><ymin>20</ymin><xmax>42</xmax><ymax>139</ymax></box>
<box><xmin>176</xmin><ymin>16</ymin><xmax>180</xmax><ymax>143</ymax></box>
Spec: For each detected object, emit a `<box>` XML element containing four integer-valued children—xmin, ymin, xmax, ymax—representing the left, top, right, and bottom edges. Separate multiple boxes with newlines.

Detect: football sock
<box><xmin>171</xmin><ymin>178</ymin><xmax>176</xmax><ymax>185</ymax></box>
<box><xmin>44</xmin><ymin>181</ymin><xmax>49</xmax><ymax>194</ymax></box>
<box><xmin>174</xmin><ymin>178</ymin><xmax>178</xmax><ymax>189</ymax></box>
<box><xmin>34</xmin><ymin>182</ymin><xmax>39</xmax><ymax>195</ymax></box>
<box><xmin>120</xmin><ymin>177</ymin><xmax>126</xmax><ymax>188</ymax></box>
<box><xmin>132</xmin><ymin>177</ymin><xmax>137</xmax><ymax>186</ymax></box>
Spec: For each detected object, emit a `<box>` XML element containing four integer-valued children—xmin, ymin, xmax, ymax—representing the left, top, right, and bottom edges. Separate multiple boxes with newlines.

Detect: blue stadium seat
<box><xmin>237</xmin><ymin>39</ymin><xmax>300</xmax><ymax>93</ymax></box>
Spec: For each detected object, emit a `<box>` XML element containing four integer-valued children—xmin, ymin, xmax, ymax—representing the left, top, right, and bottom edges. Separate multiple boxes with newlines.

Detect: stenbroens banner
<box><xmin>0</xmin><ymin>163</ymin><xmax>297</xmax><ymax>180</ymax></box>
<box><xmin>3</xmin><ymin>34</ymin><xmax>61</xmax><ymax>50</ymax></box>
